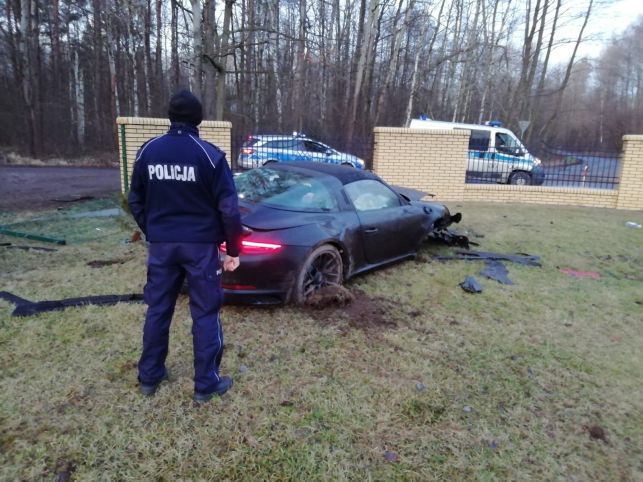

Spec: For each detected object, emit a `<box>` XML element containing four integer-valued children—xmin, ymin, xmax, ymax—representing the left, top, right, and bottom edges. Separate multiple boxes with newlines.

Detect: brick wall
<box><xmin>373</xmin><ymin>127</ymin><xmax>469</xmax><ymax>200</ymax></box>
<box><xmin>116</xmin><ymin>117</ymin><xmax>232</xmax><ymax>193</ymax></box>
<box><xmin>373</xmin><ymin>128</ymin><xmax>643</xmax><ymax>211</ymax></box>
<box><xmin>617</xmin><ymin>135</ymin><xmax>643</xmax><ymax>210</ymax></box>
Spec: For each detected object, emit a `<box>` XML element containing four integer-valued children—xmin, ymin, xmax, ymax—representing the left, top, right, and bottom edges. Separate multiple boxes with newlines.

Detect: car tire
<box><xmin>341</xmin><ymin>162</ymin><xmax>354</xmax><ymax>168</ymax></box>
<box><xmin>509</xmin><ymin>171</ymin><xmax>532</xmax><ymax>185</ymax></box>
<box><xmin>263</xmin><ymin>160</ymin><xmax>278</xmax><ymax>165</ymax></box>
<box><xmin>293</xmin><ymin>244</ymin><xmax>343</xmax><ymax>304</ymax></box>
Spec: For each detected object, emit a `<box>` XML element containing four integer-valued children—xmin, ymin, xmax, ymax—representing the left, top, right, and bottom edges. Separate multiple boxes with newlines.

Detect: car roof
<box><xmin>251</xmin><ymin>135</ymin><xmax>298</xmax><ymax>141</ymax></box>
<box><xmin>267</xmin><ymin>162</ymin><xmax>378</xmax><ymax>185</ymax></box>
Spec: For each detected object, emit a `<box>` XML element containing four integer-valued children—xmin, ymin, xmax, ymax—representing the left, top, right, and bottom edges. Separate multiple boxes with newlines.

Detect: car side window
<box><xmin>264</xmin><ymin>139</ymin><xmax>295</xmax><ymax>149</ymax></box>
<box><xmin>304</xmin><ymin>141</ymin><xmax>328</xmax><ymax>153</ymax></box>
<box><xmin>344</xmin><ymin>180</ymin><xmax>400</xmax><ymax>211</ymax></box>
<box><xmin>291</xmin><ymin>140</ymin><xmax>306</xmax><ymax>151</ymax></box>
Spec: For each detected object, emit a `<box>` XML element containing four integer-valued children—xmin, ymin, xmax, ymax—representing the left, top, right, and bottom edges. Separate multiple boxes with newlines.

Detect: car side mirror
<box><xmin>514</xmin><ymin>147</ymin><xmax>525</xmax><ymax>157</ymax></box>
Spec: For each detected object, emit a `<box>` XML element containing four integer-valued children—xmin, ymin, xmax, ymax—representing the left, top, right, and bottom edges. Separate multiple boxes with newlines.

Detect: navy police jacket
<box><xmin>128</xmin><ymin>123</ymin><xmax>243</xmax><ymax>257</ymax></box>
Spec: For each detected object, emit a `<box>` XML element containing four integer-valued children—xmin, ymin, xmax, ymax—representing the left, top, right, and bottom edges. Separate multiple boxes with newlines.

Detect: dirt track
<box><xmin>0</xmin><ymin>166</ymin><xmax>120</xmax><ymax>212</ymax></box>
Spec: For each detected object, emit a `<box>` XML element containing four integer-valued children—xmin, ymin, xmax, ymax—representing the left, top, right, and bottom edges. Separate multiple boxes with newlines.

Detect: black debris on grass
<box><xmin>0</xmin><ymin>291</ymin><xmax>144</xmax><ymax>317</ymax></box>
<box><xmin>460</xmin><ymin>275</ymin><xmax>483</xmax><ymax>293</ymax></box>
<box><xmin>480</xmin><ymin>260</ymin><xmax>514</xmax><ymax>285</ymax></box>
<box><xmin>436</xmin><ymin>250</ymin><xmax>542</xmax><ymax>267</ymax></box>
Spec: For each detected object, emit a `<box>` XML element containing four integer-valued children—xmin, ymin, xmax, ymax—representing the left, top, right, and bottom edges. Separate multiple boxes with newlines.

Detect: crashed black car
<box><xmin>221</xmin><ymin>162</ymin><xmax>461</xmax><ymax>304</ymax></box>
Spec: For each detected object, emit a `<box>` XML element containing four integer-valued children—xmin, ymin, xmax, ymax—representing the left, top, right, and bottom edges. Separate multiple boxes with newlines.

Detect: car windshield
<box><xmin>234</xmin><ymin>168</ymin><xmax>338</xmax><ymax>211</ymax></box>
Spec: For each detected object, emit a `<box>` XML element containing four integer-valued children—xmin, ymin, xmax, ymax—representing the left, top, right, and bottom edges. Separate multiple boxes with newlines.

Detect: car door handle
<box><xmin>364</xmin><ymin>227</ymin><xmax>378</xmax><ymax>234</ymax></box>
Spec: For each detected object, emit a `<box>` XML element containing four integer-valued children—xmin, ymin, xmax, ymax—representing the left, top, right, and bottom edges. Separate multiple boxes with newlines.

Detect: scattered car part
<box><xmin>460</xmin><ymin>275</ymin><xmax>483</xmax><ymax>293</ymax></box>
<box><xmin>480</xmin><ymin>260</ymin><xmax>514</xmax><ymax>285</ymax></box>
<box><xmin>430</xmin><ymin>228</ymin><xmax>474</xmax><ymax>249</ymax></box>
<box><xmin>436</xmin><ymin>250</ymin><xmax>541</xmax><ymax>267</ymax></box>
<box><xmin>0</xmin><ymin>291</ymin><xmax>143</xmax><ymax>317</ymax></box>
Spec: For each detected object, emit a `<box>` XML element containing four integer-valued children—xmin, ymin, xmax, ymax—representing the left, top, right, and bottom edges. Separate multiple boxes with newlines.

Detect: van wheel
<box><xmin>509</xmin><ymin>171</ymin><xmax>531</xmax><ymax>185</ymax></box>
<box><xmin>341</xmin><ymin>162</ymin><xmax>354</xmax><ymax>168</ymax></box>
<box><xmin>263</xmin><ymin>160</ymin><xmax>278</xmax><ymax>165</ymax></box>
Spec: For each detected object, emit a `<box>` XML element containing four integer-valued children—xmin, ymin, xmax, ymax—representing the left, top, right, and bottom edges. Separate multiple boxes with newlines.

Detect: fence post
<box><xmin>616</xmin><ymin>135</ymin><xmax>643</xmax><ymax>211</ymax></box>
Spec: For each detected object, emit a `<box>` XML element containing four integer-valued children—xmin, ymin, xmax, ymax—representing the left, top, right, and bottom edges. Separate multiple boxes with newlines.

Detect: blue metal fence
<box><xmin>466</xmin><ymin>146</ymin><xmax>620</xmax><ymax>189</ymax></box>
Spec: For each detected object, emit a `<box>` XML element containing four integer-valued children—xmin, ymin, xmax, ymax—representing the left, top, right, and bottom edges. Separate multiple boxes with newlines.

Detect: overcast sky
<box><xmin>550</xmin><ymin>0</ymin><xmax>643</xmax><ymax>64</ymax></box>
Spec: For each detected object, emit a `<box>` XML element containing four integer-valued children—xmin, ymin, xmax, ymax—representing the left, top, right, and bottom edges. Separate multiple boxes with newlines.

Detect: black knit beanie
<box><xmin>168</xmin><ymin>89</ymin><xmax>203</xmax><ymax>126</ymax></box>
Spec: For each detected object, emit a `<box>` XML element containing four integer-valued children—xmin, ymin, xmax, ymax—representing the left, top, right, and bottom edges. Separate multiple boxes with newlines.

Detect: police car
<box><xmin>409</xmin><ymin>117</ymin><xmax>545</xmax><ymax>185</ymax></box>
<box><xmin>237</xmin><ymin>133</ymin><xmax>365</xmax><ymax>170</ymax></box>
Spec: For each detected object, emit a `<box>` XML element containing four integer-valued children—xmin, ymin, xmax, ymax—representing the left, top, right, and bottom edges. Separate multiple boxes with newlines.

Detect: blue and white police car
<box><xmin>409</xmin><ymin>117</ymin><xmax>545</xmax><ymax>185</ymax></box>
<box><xmin>237</xmin><ymin>133</ymin><xmax>365</xmax><ymax>170</ymax></box>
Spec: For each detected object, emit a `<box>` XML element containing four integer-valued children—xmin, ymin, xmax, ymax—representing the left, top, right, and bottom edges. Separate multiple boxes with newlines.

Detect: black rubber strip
<box><xmin>0</xmin><ymin>291</ymin><xmax>144</xmax><ymax>317</ymax></box>
<box><xmin>435</xmin><ymin>250</ymin><xmax>541</xmax><ymax>267</ymax></box>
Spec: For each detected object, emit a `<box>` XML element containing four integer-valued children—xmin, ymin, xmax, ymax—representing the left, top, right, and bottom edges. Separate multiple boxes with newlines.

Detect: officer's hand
<box><xmin>223</xmin><ymin>255</ymin><xmax>240</xmax><ymax>272</ymax></box>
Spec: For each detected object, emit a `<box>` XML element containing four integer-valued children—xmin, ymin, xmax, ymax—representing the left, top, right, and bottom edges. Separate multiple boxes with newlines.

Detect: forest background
<box><xmin>1</xmin><ymin>0</ymin><xmax>642</xmax><ymax>162</ymax></box>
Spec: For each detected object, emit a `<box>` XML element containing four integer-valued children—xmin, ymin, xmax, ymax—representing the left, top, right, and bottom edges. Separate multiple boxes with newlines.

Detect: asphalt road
<box><xmin>0</xmin><ymin>166</ymin><xmax>121</xmax><ymax>212</ymax></box>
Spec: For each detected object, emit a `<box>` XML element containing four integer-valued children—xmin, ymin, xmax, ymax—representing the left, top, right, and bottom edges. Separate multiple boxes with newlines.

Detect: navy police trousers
<box><xmin>138</xmin><ymin>243</ymin><xmax>224</xmax><ymax>395</ymax></box>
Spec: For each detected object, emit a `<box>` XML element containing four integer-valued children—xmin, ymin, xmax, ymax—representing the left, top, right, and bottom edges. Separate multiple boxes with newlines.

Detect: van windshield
<box><xmin>495</xmin><ymin>133</ymin><xmax>523</xmax><ymax>155</ymax></box>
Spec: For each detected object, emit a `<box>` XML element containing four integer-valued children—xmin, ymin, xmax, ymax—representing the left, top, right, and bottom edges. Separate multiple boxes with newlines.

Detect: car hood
<box><xmin>239</xmin><ymin>202</ymin><xmax>333</xmax><ymax>231</ymax></box>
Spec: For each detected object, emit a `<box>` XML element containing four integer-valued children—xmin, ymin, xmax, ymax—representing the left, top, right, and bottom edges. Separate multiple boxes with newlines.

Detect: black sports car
<box><xmin>221</xmin><ymin>162</ymin><xmax>461</xmax><ymax>304</ymax></box>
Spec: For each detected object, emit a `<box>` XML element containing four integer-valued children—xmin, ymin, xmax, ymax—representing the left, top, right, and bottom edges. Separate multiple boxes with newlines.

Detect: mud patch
<box><xmin>304</xmin><ymin>286</ymin><xmax>398</xmax><ymax>332</ymax></box>
<box><xmin>305</xmin><ymin>285</ymin><xmax>355</xmax><ymax>308</ymax></box>
<box><xmin>586</xmin><ymin>424</ymin><xmax>609</xmax><ymax>443</ymax></box>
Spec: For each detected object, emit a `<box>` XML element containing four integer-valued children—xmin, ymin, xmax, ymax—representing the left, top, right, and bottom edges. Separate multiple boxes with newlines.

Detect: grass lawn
<box><xmin>1</xmin><ymin>199</ymin><xmax>642</xmax><ymax>480</ymax></box>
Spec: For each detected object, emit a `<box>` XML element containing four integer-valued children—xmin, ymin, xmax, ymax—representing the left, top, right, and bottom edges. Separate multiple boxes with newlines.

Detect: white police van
<box><xmin>409</xmin><ymin>117</ymin><xmax>544</xmax><ymax>185</ymax></box>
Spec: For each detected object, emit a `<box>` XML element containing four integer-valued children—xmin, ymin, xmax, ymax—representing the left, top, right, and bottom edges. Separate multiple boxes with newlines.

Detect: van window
<box><xmin>469</xmin><ymin>130</ymin><xmax>490</xmax><ymax>151</ymax></box>
<box><xmin>495</xmin><ymin>133</ymin><xmax>520</xmax><ymax>154</ymax></box>
<box><xmin>455</xmin><ymin>128</ymin><xmax>490</xmax><ymax>151</ymax></box>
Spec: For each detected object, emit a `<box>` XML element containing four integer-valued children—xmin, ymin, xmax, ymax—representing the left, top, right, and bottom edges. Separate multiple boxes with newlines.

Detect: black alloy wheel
<box><xmin>293</xmin><ymin>245</ymin><xmax>343</xmax><ymax>304</ymax></box>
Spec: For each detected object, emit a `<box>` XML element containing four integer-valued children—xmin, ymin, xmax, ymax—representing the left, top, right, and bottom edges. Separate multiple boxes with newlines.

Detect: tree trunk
<box><xmin>144</xmin><ymin>0</ymin><xmax>153</xmax><ymax>114</ymax></box>
<box><xmin>171</xmin><ymin>0</ymin><xmax>180</xmax><ymax>90</ymax></box>
<box><xmin>19</xmin><ymin>0</ymin><xmax>36</xmax><ymax>155</ymax></box>
<box><xmin>375</xmin><ymin>0</ymin><xmax>413</xmax><ymax>125</ymax></box>
<box><xmin>155</xmin><ymin>0</ymin><xmax>163</xmax><ymax>107</ymax></box>
<box><xmin>346</xmin><ymin>0</ymin><xmax>381</xmax><ymax>143</ymax></box>
<box><xmin>190</xmin><ymin>0</ymin><xmax>203</xmax><ymax>98</ymax></box>
<box><xmin>215</xmin><ymin>0</ymin><xmax>235</xmax><ymax>120</ymax></box>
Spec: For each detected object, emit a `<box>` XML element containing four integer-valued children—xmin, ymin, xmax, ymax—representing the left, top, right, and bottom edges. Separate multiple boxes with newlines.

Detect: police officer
<box><xmin>128</xmin><ymin>90</ymin><xmax>243</xmax><ymax>403</ymax></box>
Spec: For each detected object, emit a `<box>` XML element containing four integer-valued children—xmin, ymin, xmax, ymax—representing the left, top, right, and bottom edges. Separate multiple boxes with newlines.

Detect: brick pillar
<box><xmin>373</xmin><ymin>127</ymin><xmax>469</xmax><ymax>200</ymax></box>
<box><xmin>617</xmin><ymin>135</ymin><xmax>643</xmax><ymax>211</ymax></box>
<box><xmin>116</xmin><ymin>117</ymin><xmax>232</xmax><ymax>194</ymax></box>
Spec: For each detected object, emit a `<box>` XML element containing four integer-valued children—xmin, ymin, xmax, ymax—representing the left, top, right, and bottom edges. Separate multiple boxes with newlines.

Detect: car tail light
<box><xmin>241</xmin><ymin>148</ymin><xmax>255</xmax><ymax>155</ymax></box>
<box><xmin>220</xmin><ymin>239</ymin><xmax>283</xmax><ymax>254</ymax></box>
<box><xmin>223</xmin><ymin>284</ymin><xmax>257</xmax><ymax>290</ymax></box>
